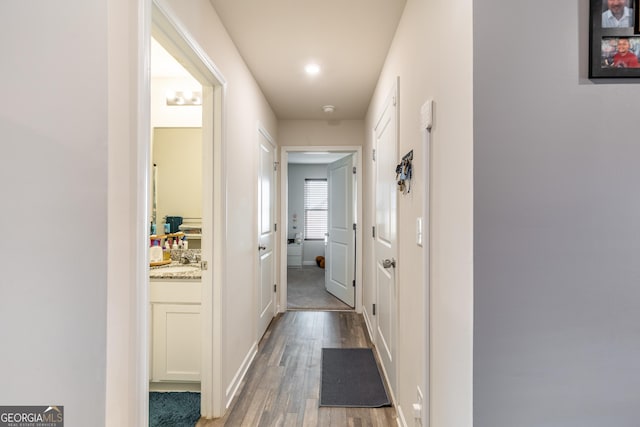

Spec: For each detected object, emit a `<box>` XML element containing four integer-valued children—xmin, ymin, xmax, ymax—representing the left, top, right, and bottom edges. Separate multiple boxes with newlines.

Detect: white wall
<box><xmin>162</xmin><ymin>0</ymin><xmax>278</xmax><ymax>408</ymax></box>
<box><xmin>0</xmin><ymin>0</ymin><xmax>108</xmax><ymax>425</ymax></box>
<box><xmin>106</xmin><ymin>0</ymin><xmax>143</xmax><ymax>423</ymax></box>
<box><xmin>364</xmin><ymin>0</ymin><xmax>473</xmax><ymax>425</ymax></box>
<box><xmin>474</xmin><ymin>1</ymin><xmax>640</xmax><ymax>426</ymax></box>
<box><xmin>288</xmin><ymin>164</ymin><xmax>328</xmax><ymax>264</ymax></box>
<box><xmin>279</xmin><ymin>119</ymin><xmax>365</xmax><ymax>147</ymax></box>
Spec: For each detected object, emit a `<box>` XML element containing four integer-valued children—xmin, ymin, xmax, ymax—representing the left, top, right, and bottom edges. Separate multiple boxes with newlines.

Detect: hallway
<box><xmin>197</xmin><ymin>311</ymin><xmax>397</xmax><ymax>426</ymax></box>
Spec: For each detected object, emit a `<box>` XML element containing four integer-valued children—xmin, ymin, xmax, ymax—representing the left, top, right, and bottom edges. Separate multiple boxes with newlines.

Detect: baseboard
<box><xmin>362</xmin><ymin>307</ymin><xmax>374</xmax><ymax>343</ymax></box>
<box><xmin>364</xmin><ymin>317</ymin><xmax>400</xmax><ymax>422</ymax></box>
<box><xmin>224</xmin><ymin>341</ymin><xmax>258</xmax><ymax>409</ymax></box>
<box><xmin>396</xmin><ymin>405</ymin><xmax>408</xmax><ymax>427</ymax></box>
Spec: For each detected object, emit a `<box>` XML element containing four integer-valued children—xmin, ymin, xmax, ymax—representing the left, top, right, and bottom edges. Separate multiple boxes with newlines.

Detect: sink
<box><xmin>155</xmin><ymin>265</ymin><xmax>200</xmax><ymax>274</ymax></box>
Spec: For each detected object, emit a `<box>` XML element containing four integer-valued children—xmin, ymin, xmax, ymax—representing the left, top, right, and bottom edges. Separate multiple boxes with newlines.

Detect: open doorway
<box><xmin>148</xmin><ymin>38</ymin><xmax>203</xmax><ymax>395</ymax></box>
<box><xmin>280</xmin><ymin>148</ymin><xmax>363</xmax><ymax>312</ymax></box>
<box><xmin>144</xmin><ymin>3</ymin><xmax>227</xmax><ymax>419</ymax></box>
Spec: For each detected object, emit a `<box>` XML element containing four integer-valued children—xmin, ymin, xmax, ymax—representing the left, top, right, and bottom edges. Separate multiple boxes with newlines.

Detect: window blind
<box><xmin>304</xmin><ymin>179</ymin><xmax>328</xmax><ymax>240</ymax></box>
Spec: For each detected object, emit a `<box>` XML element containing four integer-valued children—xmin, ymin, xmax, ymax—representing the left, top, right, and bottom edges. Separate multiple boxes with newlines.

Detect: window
<box><xmin>304</xmin><ymin>179</ymin><xmax>327</xmax><ymax>240</ymax></box>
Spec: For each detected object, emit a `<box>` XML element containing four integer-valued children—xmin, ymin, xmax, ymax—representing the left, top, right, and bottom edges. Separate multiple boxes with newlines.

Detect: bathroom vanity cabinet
<box><xmin>149</xmin><ymin>280</ymin><xmax>201</xmax><ymax>383</ymax></box>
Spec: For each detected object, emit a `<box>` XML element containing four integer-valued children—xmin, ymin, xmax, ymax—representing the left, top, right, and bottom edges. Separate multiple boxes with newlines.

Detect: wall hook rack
<box><xmin>396</xmin><ymin>150</ymin><xmax>413</xmax><ymax>194</ymax></box>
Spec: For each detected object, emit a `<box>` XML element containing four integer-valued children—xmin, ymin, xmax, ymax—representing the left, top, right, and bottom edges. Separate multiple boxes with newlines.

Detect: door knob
<box><xmin>382</xmin><ymin>258</ymin><xmax>396</xmax><ymax>269</ymax></box>
<box><xmin>258</xmin><ymin>245</ymin><xmax>266</xmax><ymax>251</ymax></box>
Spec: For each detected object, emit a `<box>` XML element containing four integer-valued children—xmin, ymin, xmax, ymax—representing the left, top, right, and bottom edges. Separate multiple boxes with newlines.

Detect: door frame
<box><xmin>142</xmin><ymin>0</ymin><xmax>227</xmax><ymax>421</ymax></box>
<box><xmin>279</xmin><ymin>146</ymin><xmax>363</xmax><ymax>313</ymax></box>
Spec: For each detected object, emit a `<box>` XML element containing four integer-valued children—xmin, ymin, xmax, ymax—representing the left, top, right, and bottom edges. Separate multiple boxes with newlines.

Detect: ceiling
<box><xmin>287</xmin><ymin>151</ymin><xmax>351</xmax><ymax>164</ymax></box>
<box><xmin>209</xmin><ymin>0</ymin><xmax>407</xmax><ymax>120</ymax></box>
<box><xmin>151</xmin><ymin>38</ymin><xmax>195</xmax><ymax>80</ymax></box>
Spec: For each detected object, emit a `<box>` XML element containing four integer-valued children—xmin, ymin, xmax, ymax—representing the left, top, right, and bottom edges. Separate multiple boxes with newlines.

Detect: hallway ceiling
<box><xmin>209</xmin><ymin>0</ymin><xmax>407</xmax><ymax>120</ymax></box>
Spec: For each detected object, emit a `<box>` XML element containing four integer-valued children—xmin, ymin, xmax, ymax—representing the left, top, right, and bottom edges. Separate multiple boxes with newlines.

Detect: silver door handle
<box><xmin>382</xmin><ymin>258</ymin><xmax>396</xmax><ymax>269</ymax></box>
<box><xmin>258</xmin><ymin>245</ymin><xmax>266</xmax><ymax>251</ymax></box>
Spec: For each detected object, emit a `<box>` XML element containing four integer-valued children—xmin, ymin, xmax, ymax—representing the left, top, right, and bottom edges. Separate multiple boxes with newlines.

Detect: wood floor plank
<box><xmin>197</xmin><ymin>311</ymin><xmax>397</xmax><ymax>426</ymax></box>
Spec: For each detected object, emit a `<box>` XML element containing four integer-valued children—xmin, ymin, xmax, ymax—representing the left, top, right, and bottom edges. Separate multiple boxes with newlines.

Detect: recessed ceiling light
<box><xmin>305</xmin><ymin>63</ymin><xmax>320</xmax><ymax>75</ymax></box>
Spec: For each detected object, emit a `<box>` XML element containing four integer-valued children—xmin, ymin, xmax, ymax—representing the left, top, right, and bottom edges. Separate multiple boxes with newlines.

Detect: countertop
<box><xmin>149</xmin><ymin>261</ymin><xmax>202</xmax><ymax>280</ymax></box>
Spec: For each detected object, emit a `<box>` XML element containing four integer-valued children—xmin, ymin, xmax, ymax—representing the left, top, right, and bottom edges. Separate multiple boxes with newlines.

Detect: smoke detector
<box><xmin>322</xmin><ymin>105</ymin><xmax>335</xmax><ymax>114</ymax></box>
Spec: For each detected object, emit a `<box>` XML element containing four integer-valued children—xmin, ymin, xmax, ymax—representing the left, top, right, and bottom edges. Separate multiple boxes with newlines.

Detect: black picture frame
<box><xmin>589</xmin><ymin>0</ymin><xmax>640</xmax><ymax>78</ymax></box>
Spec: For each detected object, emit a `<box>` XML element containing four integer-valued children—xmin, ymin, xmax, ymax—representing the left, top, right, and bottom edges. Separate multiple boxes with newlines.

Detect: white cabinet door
<box><xmin>152</xmin><ymin>303</ymin><xmax>201</xmax><ymax>382</ymax></box>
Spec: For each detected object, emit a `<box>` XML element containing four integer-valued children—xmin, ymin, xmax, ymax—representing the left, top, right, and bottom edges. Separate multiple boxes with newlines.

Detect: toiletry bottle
<box><xmin>150</xmin><ymin>241</ymin><xmax>162</xmax><ymax>263</ymax></box>
<box><xmin>182</xmin><ymin>236</ymin><xmax>188</xmax><ymax>250</ymax></box>
<box><xmin>150</xmin><ymin>222</ymin><xmax>156</xmax><ymax>236</ymax></box>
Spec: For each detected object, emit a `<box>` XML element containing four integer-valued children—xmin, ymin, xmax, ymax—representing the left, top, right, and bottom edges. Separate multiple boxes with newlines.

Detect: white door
<box><xmin>374</xmin><ymin>84</ymin><xmax>398</xmax><ymax>392</ymax></box>
<box><xmin>325</xmin><ymin>154</ymin><xmax>355</xmax><ymax>307</ymax></box>
<box><xmin>257</xmin><ymin>128</ymin><xmax>277</xmax><ymax>339</ymax></box>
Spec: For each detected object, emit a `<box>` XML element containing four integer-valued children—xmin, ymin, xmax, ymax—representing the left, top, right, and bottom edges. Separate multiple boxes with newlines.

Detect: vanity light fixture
<box><xmin>166</xmin><ymin>90</ymin><xmax>202</xmax><ymax>106</ymax></box>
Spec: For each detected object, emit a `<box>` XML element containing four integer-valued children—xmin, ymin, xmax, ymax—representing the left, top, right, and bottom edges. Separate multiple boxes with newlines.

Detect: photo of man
<box><xmin>602</xmin><ymin>0</ymin><xmax>634</xmax><ymax>27</ymax></box>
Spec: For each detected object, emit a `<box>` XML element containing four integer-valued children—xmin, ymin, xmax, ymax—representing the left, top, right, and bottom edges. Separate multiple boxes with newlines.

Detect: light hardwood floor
<box><xmin>197</xmin><ymin>311</ymin><xmax>397</xmax><ymax>426</ymax></box>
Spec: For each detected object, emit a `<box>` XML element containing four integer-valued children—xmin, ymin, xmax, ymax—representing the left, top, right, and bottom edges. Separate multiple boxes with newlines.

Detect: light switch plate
<box><xmin>416</xmin><ymin>217</ymin><xmax>423</xmax><ymax>247</ymax></box>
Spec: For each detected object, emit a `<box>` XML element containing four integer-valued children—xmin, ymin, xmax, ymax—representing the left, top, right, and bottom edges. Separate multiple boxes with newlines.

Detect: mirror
<box><xmin>151</xmin><ymin>127</ymin><xmax>202</xmax><ymax>248</ymax></box>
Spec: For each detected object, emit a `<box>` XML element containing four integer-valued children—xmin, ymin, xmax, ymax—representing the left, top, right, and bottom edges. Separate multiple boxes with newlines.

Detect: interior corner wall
<box><xmin>474</xmin><ymin>1</ymin><xmax>640</xmax><ymax>426</ymax></box>
<box><xmin>163</xmin><ymin>0</ymin><xmax>278</xmax><ymax>406</ymax></box>
<box><xmin>364</xmin><ymin>0</ymin><xmax>473</xmax><ymax>425</ymax></box>
<box><xmin>0</xmin><ymin>0</ymin><xmax>108</xmax><ymax>425</ymax></box>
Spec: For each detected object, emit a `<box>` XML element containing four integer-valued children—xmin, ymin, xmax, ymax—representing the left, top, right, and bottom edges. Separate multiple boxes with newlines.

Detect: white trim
<box><xmin>396</xmin><ymin>405</ymin><xmax>408</xmax><ymax>427</ymax></box>
<box><xmin>279</xmin><ymin>146</ymin><xmax>363</xmax><ymax>313</ymax></box>
<box><xmin>134</xmin><ymin>1</ymin><xmax>151</xmax><ymax>426</ymax></box>
<box><xmin>362</xmin><ymin>307</ymin><xmax>375</xmax><ymax>344</ymax></box>
<box><xmin>146</xmin><ymin>0</ymin><xmax>227</xmax><ymax>419</ymax></box>
<box><xmin>224</xmin><ymin>342</ymin><xmax>258</xmax><ymax>409</ymax></box>
<box><xmin>422</xmin><ymin>126</ymin><xmax>432</xmax><ymax>427</ymax></box>
<box><xmin>152</xmin><ymin>0</ymin><xmax>226</xmax><ymax>87</ymax></box>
